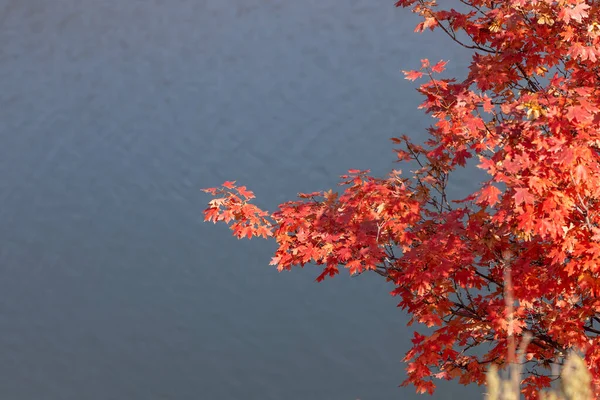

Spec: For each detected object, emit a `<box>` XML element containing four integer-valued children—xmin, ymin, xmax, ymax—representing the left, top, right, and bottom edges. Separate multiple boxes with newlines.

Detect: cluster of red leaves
<box><xmin>203</xmin><ymin>0</ymin><xmax>600</xmax><ymax>398</ymax></box>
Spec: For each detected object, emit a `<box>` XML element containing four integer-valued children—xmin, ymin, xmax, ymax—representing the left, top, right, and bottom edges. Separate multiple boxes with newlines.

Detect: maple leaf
<box><xmin>422</xmin><ymin>17</ymin><xmax>437</xmax><ymax>31</ymax></box>
<box><xmin>221</xmin><ymin>208</ymin><xmax>235</xmax><ymax>223</ymax></box>
<box><xmin>476</xmin><ymin>184</ymin><xmax>502</xmax><ymax>206</ymax></box>
<box><xmin>402</xmin><ymin>70</ymin><xmax>424</xmax><ymax>81</ymax></box>
<box><xmin>561</xmin><ymin>25</ymin><xmax>576</xmax><ymax>42</ymax></box>
<box><xmin>559</xmin><ymin>3</ymin><xmax>590</xmax><ymax>25</ymax></box>
<box><xmin>481</xmin><ymin>96</ymin><xmax>494</xmax><ymax>113</ymax></box>
<box><xmin>527</xmin><ymin>176</ymin><xmax>550</xmax><ymax>195</ymax></box>
<box><xmin>204</xmin><ymin>207</ymin><xmax>220</xmax><ymax>223</ymax></box>
<box><xmin>347</xmin><ymin>259</ymin><xmax>363</xmax><ymax>276</ymax></box>
<box><xmin>236</xmin><ymin>185</ymin><xmax>255</xmax><ymax>200</ymax></box>
<box><xmin>514</xmin><ymin>188</ymin><xmax>535</xmax><ymax>206</ymax></box>
<box><xmin>431</xmin><ymin>60</ymin><xmax>448</xmax><ymax>74</ymax></box>
<box><xmin>453</xmin><ymin>149</ymin><xmax>472</xmax><ymax>166</ymax></box>
<box><xmin>255</xmin><ymin>225</ymin><xmax>273</xmax><ymax>239</ymax></box>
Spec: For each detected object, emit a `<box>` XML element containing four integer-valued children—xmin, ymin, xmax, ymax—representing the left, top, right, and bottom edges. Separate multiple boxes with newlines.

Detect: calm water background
<box><xmin>0</xmin><ymin>1</ymin><xmax>488</xmax><ymax>399</ymax></box>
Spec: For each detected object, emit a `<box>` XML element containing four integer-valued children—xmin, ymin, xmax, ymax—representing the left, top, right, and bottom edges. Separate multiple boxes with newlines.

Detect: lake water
<box><xmin>0</xmin><ymin>1</ymin><xmax>487</xmax><ymax>399</ymax></box>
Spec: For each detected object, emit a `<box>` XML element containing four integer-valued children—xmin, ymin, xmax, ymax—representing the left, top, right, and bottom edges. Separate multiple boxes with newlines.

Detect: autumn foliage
<box><xmin>202</xmin><ymin>0</ymin><xmax>600</xmax><ymax>398</ymax></box>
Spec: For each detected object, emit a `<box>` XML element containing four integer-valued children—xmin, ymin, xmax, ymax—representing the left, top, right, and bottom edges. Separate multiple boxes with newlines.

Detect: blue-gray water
<box><xmin>0</xmin><ymin>1</ymin><xmax>487</xmax><ymax>399</ymax></box>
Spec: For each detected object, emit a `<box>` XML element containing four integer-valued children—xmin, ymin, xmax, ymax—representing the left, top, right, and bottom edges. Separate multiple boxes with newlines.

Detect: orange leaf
<box><xmin>514</xmin><ymin>187</ymin><xmax>535</xmax><ymax>206</ymax></box>
<box><xmin>402</xmin><ymin>70</ymin><xmax>424</xmax><ymax>81</ymax></box>
<box><xmin>477</xmin><ymin>184</ymin><xmax>502</xmax><ymax>206</ymax></box>
<box><xmin>431</xmin><ymin>60</ymin><xmax>448</xmax><ymax>73</ymax></box>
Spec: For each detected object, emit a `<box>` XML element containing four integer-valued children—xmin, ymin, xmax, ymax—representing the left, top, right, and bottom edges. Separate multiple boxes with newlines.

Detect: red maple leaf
<box><xmin>431</xmin><ymin>60</ymin><xmax>448</xmax><ymax>74</ymax></box>
<box><xmin>514</xmin><ymin>187</ymin><xmax>535</xmax><ymax>206</ymax></box>
<box><xmin>476</xmin><ymin>184</ymin><xmax>502</xmax><ymax>206</ymax></box>
<box><xmin>402</xmin><ymin>69</ymin><xmax>424</xmax><ymax>81</ymax></box>
<box><xmin>559</xmin><ymin>3</ymin><xmax>590</xmax><ymax>24</ymax></box>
